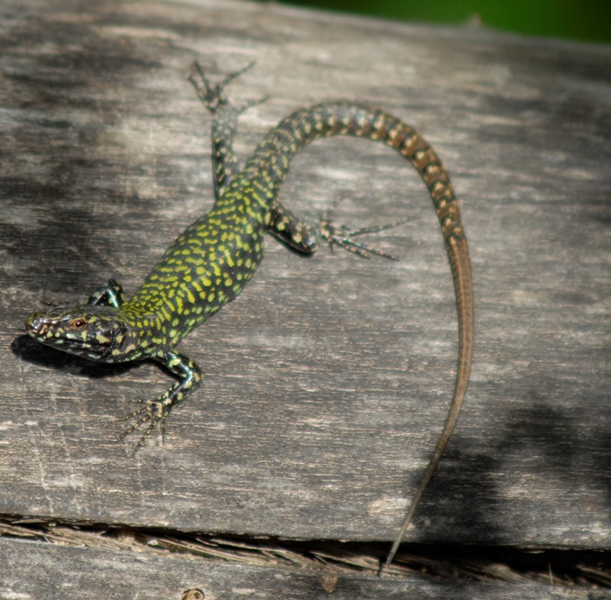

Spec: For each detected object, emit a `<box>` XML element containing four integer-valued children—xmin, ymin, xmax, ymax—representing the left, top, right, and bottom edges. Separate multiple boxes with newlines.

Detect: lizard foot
<box><xmin>188</xmin><ymin>60</ymin><xmax>267</xmax><ymax>114</ymax></box>
<box><xmin>118</xmin><ymin>398</ymin><xmax>171</xmax><ymax>454</ymax></box>
<box><xmin>320</xmin><ymin>196</ymin><xmax>408</xmax><ymax>260</ymax></box>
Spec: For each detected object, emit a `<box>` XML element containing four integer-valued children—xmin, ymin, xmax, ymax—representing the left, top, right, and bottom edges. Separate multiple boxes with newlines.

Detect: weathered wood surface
<box><xmin>0</xmin><ymin>0</ymin><xmax>609</xmax><ymax>574</ymax></box>
<box><xmin>2</xmin><ymin>538</ymin><xmax>609</xmax><ymax>599</ymax></box>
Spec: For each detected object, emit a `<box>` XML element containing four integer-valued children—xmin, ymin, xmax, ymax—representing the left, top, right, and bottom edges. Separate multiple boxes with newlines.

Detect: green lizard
<box><xmin>25</xmin><ymin>63</ymin><xmax>474</xmax><ymax>570</ymax></box>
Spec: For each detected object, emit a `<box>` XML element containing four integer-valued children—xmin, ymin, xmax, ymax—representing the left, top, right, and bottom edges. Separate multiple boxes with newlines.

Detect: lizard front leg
<box><xmin>87</xmin><ymin>279</ymin><xmax>126</xmax><ymax>308</ymax></box>
<box><xmin>120</xmin><ymin>349</ymin><xmax>203</xmax><ymax>452</ymax></box>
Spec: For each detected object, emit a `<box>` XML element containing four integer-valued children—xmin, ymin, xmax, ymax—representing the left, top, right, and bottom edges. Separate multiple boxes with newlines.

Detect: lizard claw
<box><xmin>320</xmin><ymin>197</ymin><xmax>408</xmax><ymax>261</ymax></box>
<box><xmin>119</xmin><ymin>399</ymin><xmax>170</xmax><ymax>453</ymax></box>
<box><xmin>189</xmin><ymin>60</ymin><xmax>260</xmax><ymax>114</ymax></box>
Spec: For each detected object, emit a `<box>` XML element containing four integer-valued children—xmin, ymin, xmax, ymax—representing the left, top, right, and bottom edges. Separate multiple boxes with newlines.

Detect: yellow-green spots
<box><xmin>19</xmin><ymin>88</ymin><xmax>472</xmax><ymax>470</ymax></box>
<box><xmin>161</xmin><ymin>305</ymin><xmax>172</xmax><ymax>321</ymax></box>
<box><xmin>167</xmin><ymin>354</ymin><xmax>181</xmax><ymax>368</ymax></box>
<box><xmin>111</xmin><ymin>102</ymin><xmax>460</xmax><ymax>387</ymax></box>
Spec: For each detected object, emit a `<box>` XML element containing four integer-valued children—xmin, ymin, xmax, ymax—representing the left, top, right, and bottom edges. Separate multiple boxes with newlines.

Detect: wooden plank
<box><xmin>0</xmin><ymin>0</ymin><xmax>609</xmax><ymax>552</ymax></box>
<box><xmin>2</xmin><ymin>538</ymin><xmax>608</xmax><ymax>599</ymax></box>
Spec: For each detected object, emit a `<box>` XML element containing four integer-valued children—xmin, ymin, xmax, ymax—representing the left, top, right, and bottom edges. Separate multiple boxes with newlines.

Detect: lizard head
<box><xmin>25</xmin><ymin>304</ymin><xmax>136</xmax><ymax>362</ymax></box>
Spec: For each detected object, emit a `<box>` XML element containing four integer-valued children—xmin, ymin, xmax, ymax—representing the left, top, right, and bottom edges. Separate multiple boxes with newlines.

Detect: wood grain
<box><xmin>2</xmin><ymin>538</ymin><xmax>609</xmax><ymax>599</ymax></box>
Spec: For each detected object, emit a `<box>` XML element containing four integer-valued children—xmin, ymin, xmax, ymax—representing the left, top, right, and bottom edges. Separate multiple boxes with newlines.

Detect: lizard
<box><xmin>25</xmin><ymin>62</ymin><xmax>474</xmax><ymax>571</ymax></box>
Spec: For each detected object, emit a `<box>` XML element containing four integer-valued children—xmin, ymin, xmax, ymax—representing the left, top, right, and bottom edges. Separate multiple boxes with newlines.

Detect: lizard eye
<box><xmin>71</xmin><ymin>318</ymin><xmax>88</xmax><ymax>329</ymax></box>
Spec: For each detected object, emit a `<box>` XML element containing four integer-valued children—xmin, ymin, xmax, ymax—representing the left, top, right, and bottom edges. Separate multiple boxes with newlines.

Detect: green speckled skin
<box><xmin>26</xmin><ymin>64</ymin><xmax>474</xmax><ymax>560</ymax></box>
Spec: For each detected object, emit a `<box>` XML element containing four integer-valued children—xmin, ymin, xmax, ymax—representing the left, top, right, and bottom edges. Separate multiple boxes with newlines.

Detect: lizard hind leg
<box><xmin>188</xmin><ymin>60</ymin><xmax>266</xmax><ymax>116</ymax></box>
<box><xmin>266</xmin><ymin>194</ymin><xmax>408</xmax><ymax>260</ymax></box>
<box><xmin>188</xmin><ymin>60</ymin><xmax>252</xmax><ymax>113</ymax></box>
<box><xmin>320</xmin><ymin>195</ymin><xmax>409</xmax><ymax>261</ymax></box>
<box><xmin>189</xmin><ymin>61</ymin><xmax>268</xmax><ymax>200</ymax></box>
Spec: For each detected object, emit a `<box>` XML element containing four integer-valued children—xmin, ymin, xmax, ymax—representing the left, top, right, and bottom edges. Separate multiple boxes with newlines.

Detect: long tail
<box><xmin>381</xmin><ymin>230</ymin><xmax>473</xmax><ymax>573</ymax></box>
<box><xmin>244</xmin><ymin>102</ymin><xmax>474</xmax><ymax>572</ymax></box>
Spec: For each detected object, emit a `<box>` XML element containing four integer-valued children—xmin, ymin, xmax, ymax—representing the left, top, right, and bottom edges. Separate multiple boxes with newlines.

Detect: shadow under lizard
<box><xmin>25</xmin><ymin>63</ymin><xmax>474</xmax><ymax>571</ymax></box>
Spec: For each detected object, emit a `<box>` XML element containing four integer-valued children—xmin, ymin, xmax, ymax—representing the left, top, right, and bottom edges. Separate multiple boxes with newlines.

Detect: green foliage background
<box><xmin>279</xmin><ymin>0</ymin><xmax>611</xmax><ymax>43</ymax></box>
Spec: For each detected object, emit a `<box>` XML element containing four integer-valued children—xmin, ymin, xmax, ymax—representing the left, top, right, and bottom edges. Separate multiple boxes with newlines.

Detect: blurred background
<box><xmin>277</xmin><ymin>0</ymin><xmax>611</xmax><ymax>43</ymax></box>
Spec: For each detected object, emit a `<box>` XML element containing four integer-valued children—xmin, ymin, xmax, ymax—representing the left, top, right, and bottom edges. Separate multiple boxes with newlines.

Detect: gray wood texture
<box><xmin>0</xmin><ymin>0</ymin><xmax>610</xmax><ymax>595</ymax></box>
<box><xmin>4</xmin><ymin>538</ymin><xmax>608</xmax><ymax>600</ymax></box>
